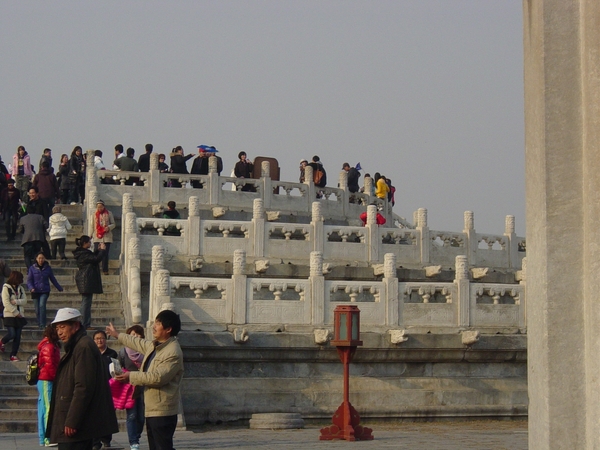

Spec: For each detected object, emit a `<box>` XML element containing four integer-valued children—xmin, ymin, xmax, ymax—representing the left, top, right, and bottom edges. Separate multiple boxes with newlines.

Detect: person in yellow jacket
<box><xmin>375</xmin><ymin>173</ymin><xmax>390</xmax><ymax>200</ymax></box>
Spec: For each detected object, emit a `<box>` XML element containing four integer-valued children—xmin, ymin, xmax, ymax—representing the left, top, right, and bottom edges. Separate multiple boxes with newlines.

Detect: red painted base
<box><xmin>319</xmin><ymin>402</ymin><xmax>374</xmax><ymax>441</ymax></box>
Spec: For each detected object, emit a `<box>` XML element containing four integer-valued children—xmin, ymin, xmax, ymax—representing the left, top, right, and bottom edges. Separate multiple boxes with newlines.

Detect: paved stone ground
<box><xmin>0</xmin><ymin>421</ymin><xmax>528</xmax><ymax>450</ymax></box>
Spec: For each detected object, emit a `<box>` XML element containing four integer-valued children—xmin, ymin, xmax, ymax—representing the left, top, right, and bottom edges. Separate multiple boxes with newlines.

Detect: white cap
<box><xmin>52</xmin><ymin>308</ymin><xmax>82</xmax><ymax>324</ymax></box>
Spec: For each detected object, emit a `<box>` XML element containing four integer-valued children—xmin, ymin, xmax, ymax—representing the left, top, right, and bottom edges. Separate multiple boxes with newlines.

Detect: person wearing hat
<box><xmin>92</xmin><ymin>200</ymin><xmax>115</xmax><ymax>275</ymax></box>
<box><xmin>191</xmin><ymin>145</ymin><xmax>223</xmax><ymax>183</ymax></box>
<box><xmin>46</xmin><ymin>308</ymin><xmax>118</xmax><ymax>448</ymax></box>
<box><xmin>0</xmin><ymin>178</ymin><xmax>21</xmax><ymax>242</ymax></box>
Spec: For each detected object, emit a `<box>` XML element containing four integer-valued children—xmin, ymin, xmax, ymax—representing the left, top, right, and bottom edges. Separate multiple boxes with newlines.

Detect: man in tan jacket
<box><xmin>106</xmin><ymin>310</ymin><xmax>183</xmax><ymax>450</ymax></box>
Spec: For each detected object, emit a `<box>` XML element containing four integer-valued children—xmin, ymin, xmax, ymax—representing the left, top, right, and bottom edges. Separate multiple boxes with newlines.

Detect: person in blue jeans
<box><xmin>27</xmin><ymin>253</ymin><xmax>63</xmax><ymax>329</ymax></box>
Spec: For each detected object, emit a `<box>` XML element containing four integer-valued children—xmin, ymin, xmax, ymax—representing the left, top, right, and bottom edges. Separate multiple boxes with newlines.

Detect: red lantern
<box><xmin>320</xmin><ymin>305</ymin><xmax>373</xmax><ymax>441</ymax></box>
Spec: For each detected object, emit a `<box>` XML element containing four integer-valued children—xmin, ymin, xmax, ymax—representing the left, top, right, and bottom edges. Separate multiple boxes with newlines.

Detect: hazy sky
<box><xmin>0</xmin><ymin>1</ymin><xmax>524</xmax><ymax>235</ymax></box>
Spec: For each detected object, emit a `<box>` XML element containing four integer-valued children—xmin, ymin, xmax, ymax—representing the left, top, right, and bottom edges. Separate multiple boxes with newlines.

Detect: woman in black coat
<box><xmin>73</xmin><ymin>235</ymin><xmax>105</xmax><ymax>329</ymax></box>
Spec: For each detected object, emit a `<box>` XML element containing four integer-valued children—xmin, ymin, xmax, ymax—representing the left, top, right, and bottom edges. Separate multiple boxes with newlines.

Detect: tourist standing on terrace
<box><xmin>0</xmin><ymin>270</ymin><xmax>27</xmax><ymax>361</ymax></box>
<box><xmin>68</xmin><ymin>146</ymin><xmax>84</xmax><ymax>205</ymax></box>
<box><xmin>92</xmin><ymin>200</ymin><xmax>115</xmax><ymax>275</ymax></box>
<box><xmin>114</xmin><ymin>147</ymin><xmax>139</xmax><ymax>185</ymax></box>
<box><xmin>27</xmin><ymin>252</ymin><xmax>63</xmax><ymax>329</ymax></box>
<box><xmin>342</xmin><ymin>162</ymin><xmax>361</xmax><ymax>197</ymax></box>
<box><xmin>106</xmin><ymin>309</ymin><xmax>184</xmax><ymax>450</ymax></box>
<box><xmin>12</xmin><ymin>146</ymin><xmax>33</xmax><ymax>201</ymax></box>
<box><xmin>138</xmin><ymin>143</ymin><xmax>153</xmax><ymax>173</ymax></box>
<box><xmin>56</xmin><ymin>154</ymin><xmax>71</xmax><ymax>204</ymax></box>
<box><xmin>73</xmin><ymin>235</ymin><xmax>105</xmax><ymax>329</ymax></box>
<box><xmin>299</xmin><ymin>159</ymin><xmax>308</xmax><ymax>183</ymax></box>
<box><xmin>112</xmin><ymin>144</ymin><xmax>125</xmax><ymax>170</ymax></box>
<box><xmin>0</xmin><ymin>178</ymin><xmax>21</xmax><ymax>242</ymax></box>
<box><xmin>158</xmin><ymin>153</ymin><xmax>169</xmax><ymax>173</ymax></box>
<box><xmin>169</xmin><ymin>146</ymin><xmax>193</xmax><ymax>188</ymax></box>
<box><xmin>36</xmin><ymin>325</ymin><xmax>60</xmax><ymax>447</ymax></box>
<box><xmin>374</xmin><ymin>173</ymin><xmax>390</xmax><ymax>200</ymax></box>
<box><xmin>32</xmin><ymin>161</ymin><xmax>59</xmax><ymax>211</ymax></box>
<box><xmin>234</xmin><ymin>151</ymin><xmax>255</xmax><ymax>191</ymax></box>
<box><xmin>39</xmin><ymin>148</ymin><xmax>53</xmax><ymax>174</ymax></box>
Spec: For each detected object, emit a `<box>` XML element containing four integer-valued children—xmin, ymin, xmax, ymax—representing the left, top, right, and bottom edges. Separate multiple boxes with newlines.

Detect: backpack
<box><xmin>25</xmin><ymin>353</ymin><xmax>39</xmax><ymax>385</ymax></box>
<box><xmin>313</xmin><ymin>166</ymin><xmax>325</xmax><ymax>187</ymax></box>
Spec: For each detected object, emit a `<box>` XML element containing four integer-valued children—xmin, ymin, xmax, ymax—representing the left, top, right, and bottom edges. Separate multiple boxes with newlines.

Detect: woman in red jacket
<box><xmin>37</xmin><ymin>325</ymin><xmax>60</xmax><ymax>447</ymax></box>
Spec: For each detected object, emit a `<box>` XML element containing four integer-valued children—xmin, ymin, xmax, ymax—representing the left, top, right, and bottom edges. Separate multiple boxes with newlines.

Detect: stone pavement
<box><xmin>0</xmin><ymin>421</ymin><xmax>528</xmax><ymax>450</ymax></box>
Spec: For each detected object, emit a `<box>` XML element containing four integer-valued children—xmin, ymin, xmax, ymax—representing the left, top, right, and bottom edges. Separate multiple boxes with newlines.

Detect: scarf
<box><xmin>125</xmin><ymin>347</ymin><xmax>144</xmax><ymax>368</ymax></box>
<box><xmin>95</xmin><ymin>209</ymin><xmax>110</xmax><ymax>240</ymax></box>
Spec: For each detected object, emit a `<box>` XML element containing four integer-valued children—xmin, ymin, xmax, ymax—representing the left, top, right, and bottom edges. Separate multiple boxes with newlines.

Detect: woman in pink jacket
<box><xmin>37</xmin><ymin>325</ymin><xmax>60</xmax><ymax>447</ymax></box>
<box><xmin>12</xmin><ymin>146</ymin><xmax>33</xmax><ymax>201</ymax></box>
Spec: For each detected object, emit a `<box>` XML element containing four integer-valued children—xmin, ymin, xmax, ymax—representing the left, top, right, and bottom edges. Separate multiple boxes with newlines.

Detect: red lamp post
<box><xmin>319</xmin><ymin>305</ymin><xmax>374</xmax><ymax>441</ymax></box>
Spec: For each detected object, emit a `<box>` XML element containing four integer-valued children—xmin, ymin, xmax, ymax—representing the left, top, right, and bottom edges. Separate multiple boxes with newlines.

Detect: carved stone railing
<box><xmin>144</xmin><ymin>250</ymin><xmax>526</xmax><ymax>332</ymax></box>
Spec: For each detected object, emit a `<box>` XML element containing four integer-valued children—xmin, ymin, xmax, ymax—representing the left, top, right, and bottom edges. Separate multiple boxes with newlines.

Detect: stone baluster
<box><xmin>120</xmin><ymin>193</ymin><xmax>134</xmax><ymax>248</ymax></box>
<box><xmin>304</xmin><ymin>165</ymin><xmax>316</xmax><ymax>200</ymax></box>
<box><xmin>86</xmin><ymin>188</ymin><xmax>98</xmax><ymax>237</ymax></box>
<box><xmin>310</xmin><ymin>251</ymin><xmax>325</xmax><ymax>325</ymax></box>
<box><xmin>188</xmin><ymin>196</ymin><xmax>201</xmax><ymax>256</ymax></box>
<box><xmin>149</xmin><ymin>152</ymin><xmax>160</xmax><ymax>202</ymax></box>
<box><xmin>311</xmin><ymin>201</ymin><xmax>324</xmax><ymax>254</ymax></box>
<box><xmin>208</xmin><ymin>156</ymin><xmax>219</xmax><ymax>205</ymax></box>
<box><xmin>252</xmin><ymin>199</ymin><xmax>265</xmax><ymax>258</ymax></box>
<box><xmin>149</xmin><ymin>246</ymin><xmax>167</xmax><ymax>326</ymax></box>
<box><xmin>261</xmin><ymin>161</ymin><xmax>272</xmax><ymax>208</ymax></box>
<box><xmin>127</xmin><ymin>237</ymin><xmax>142</xmax><ymax>323</ymax></box>
<box><xmin>366</xmin><ymin>204</ymin><xmax>379</xmax><ymax>262</ymax></box>
<box><xmin>454</xmin><ymin>255</ymin><xmax>470</xmax><ymax>327</ymax></box>
<box><xmin>232</xmin><ymin>249</ymin><xmax>247</xmax><ymax>324</ymax></box>
<box><xmin>363</xmin><ymin>175</ymin><xmax>373</xmax><ymax>198</ymax></box>
<box><xmin>339</xmin><ymin>170</ymin><xmax>348</xmax><ymax>190</ymax></box>
<box><xmin>463</xmin><ymin>211</ymin><xmax>477</xmax><ymax>266</ymax></box>
<box><xmin>383</xmin><ymin>253</ymin><xmax>399</xmax><ymax>326</ymax></box>
<box><xmin>416</xmin><ymin>208</ymin><xmax>429</xmax><ymax>266</ymax></box>
<box><xmin>504</xmin><ymin>214</ymin><xmax>519</xmax><ymax>269</ymax></box>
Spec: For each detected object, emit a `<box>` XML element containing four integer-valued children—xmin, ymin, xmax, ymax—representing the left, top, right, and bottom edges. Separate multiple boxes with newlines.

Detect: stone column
<box><xmin>454</xmin><ymin>255</ymin><xmax>470</xmax><ymax>328</ymax></box>
<box><xmin>149</xmin><ymin>245</ymin><xmax>166</xmax><ymax>327</ymax></box>
<box><xmin>304</xmin><ymin>166</ymin><xmax>316</xmax><ymax>201</ymax></box>
<box><xmin>416</xmin><ymin>208</ymin><xmax>429</xmax><ymax>265</ymax></box>
<box><xmin>383</xmin><ymin>253</ymin><xmax>399</xmax><ymax>326</ymax></box>
<box><xmin>366</xmin><ymin>204</ymin><xmax>379</xmax><ymax>262</ymax></box>
<box><xmin>127</xmin><ymin>237</ymin><xmax>142</xmax><ymax>323</ymax></box>
<box><xmin>463</xmin><ymin>211</ymin><xmax>477</xmax><ymax>265</ymax></box>
<box><xmin>261</xmin><ymin>161</ymin><xmax>272</xmax><ymax>208</ymax></box>
<box><xmin>232</xmin><ymin>249</ymin><xmax>247</xmax><ymax>324</ymax></box>
<box><xmin>208</xmin><ymin>156</ymin><xmax>219</xmax><ymax>205</ymax></box>
<box><xmin>309</xmin><ymin>251</ymin><xmax>325</xmax><ymax>325</ymax></box>
<box><xmin>524</xmin><ymin>1</ymin><xmax>600</xmax><ymax>447</ymax></box>
<box><xmin>187</xmin><ymin>196</ymin><xmax>201</xmax><ymax>256</ymax></box>
<box><xmin>252</xmin><ymin>199</ymin><xmax>265</xmax><ymax>258</ymax></box>
<box><xmin>311</xmin><ymin>201</ymin><xmax>324</xmax><ymax>254</ymax></box>
<box><xmin>504</xmin><ymin>215</ymin><xmax>519</xmax><ymax>269</ymax></box>
<box><xmin>149</xmin><ymin>152</ymin><xmax>160</xmax><ymax>203</ymax></box>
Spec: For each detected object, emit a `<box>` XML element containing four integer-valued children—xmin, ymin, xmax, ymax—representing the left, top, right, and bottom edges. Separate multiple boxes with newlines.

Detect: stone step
<box><xmin>0</xmin><ymin>397</ymin><xmax>37</xmax><ymax>409</ymax></box>
<box><xmin>0</xmin><ymin>408</ymin><xmax>37</xmax><ymax>421</ymax></box>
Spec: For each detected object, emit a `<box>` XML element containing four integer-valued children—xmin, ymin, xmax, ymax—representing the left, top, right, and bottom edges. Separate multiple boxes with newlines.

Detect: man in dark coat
<box><xmin>19</xmin><ymin>212</ymin><xmax>48</xmax><ymax>268</ymax></box>
<box><xmin>25</xmin><ymin>186</ymin><xmax>51</xmax><ymax>221</ymax></box>
<box><xmin>138</xmin><ymin>143</ymin><xmax>153</xmax><ymax>173</ymax></box>
<box><xmin>92</xmin><ymin>330</ymin><xmax>118</xmax><ymax>450</ymax></box>
<box><xmin>169</xmin><ymin>146</ymin><xmax>193</xmax><ymax>188</ymax></box>
<box><xmin>73</xmin><ymin>239</ymin><xmax>105</xmax><ymax>329</ymax></box>
<box><xmin>0</xmin><ymin>179</ymin><xmax>21</xmax><ymax>241</ymax></box>
<box><xmin>39</xmin><ymin>148</ymin><xmax>53</xmax><ymax>174</ymax></box>
<box><xmin>32</xmin><ymin>162</ymin><xmax>59</xmax><ymax>210</ymax></box>
<box><xmin>47</xmin><ymin>308</ymin><xmax>118</xmax><ymax>449</ymax></box>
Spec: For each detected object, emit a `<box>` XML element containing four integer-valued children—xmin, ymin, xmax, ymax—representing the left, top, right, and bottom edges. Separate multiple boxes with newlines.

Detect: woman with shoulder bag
<box><xmin>1</xmin><ymin>270</ymin><xmax>27</xmax><ymax>361</ymax></box>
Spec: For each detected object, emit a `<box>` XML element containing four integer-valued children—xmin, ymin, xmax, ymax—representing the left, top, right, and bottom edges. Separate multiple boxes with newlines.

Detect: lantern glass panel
<box><xmin>339</xmin><ymin>313</ymin><xmax>348</xmax><ymax>340</ymax></box>
<box><xmin>352</xmin><ymin>314</ymin><xmax>359</xmax><ymax>340</ymax></box>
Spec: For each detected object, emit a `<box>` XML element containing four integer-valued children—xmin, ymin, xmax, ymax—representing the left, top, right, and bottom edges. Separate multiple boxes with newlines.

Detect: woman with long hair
<box><xmin>73</xmin><ymin>235</ymin><xmax>105</xmax><ymax>329</ymax></box>
<box><xmin>92</xmin><ymin>200</ymin><xmax>115</xmax><ymax>275</ymax></box>
<box><xmin>0</xmin><ymin>270</ymin><xmax>27</xmax><ymax>361</ymax></box>
<box><xmin>12</xmin><ymin>145</ymin><xmax>33</xmax><ymax>201</ymax></box>
<box><xmin>67</xmin><ymin>146</ymin><xmax>83</xmax><ymax>205</ymax></box>
<box><xmin>56</xmin><ymin>154</ymin><xmax>70</xmax><ymax>205</ymax></box>
<box><xmin>27</xmin><ymin>252</ymin><xmax>63</xmax><ymax>329</ymax></box>
<box><xmin>37</xmin><ymin>325</ymin><xmax>60</xmax><ymax>447</ymax></box>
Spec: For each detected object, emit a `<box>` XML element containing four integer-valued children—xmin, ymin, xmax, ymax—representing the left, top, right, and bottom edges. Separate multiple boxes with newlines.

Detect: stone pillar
<box><xmin>304</xmin><ymin>165</ymin><xmax>316</xmax><ymax>200</ymax></box>
<box><xmin>261</xmin><ymin>161</ymin><xmax>272</xmax><ymax>208</ymax></box>
<box><xmin>208</xmin><ymin>156</ymin><xmax>219</xmax><ymax>205</ymax></box>
<box><xmin>232</xmin><ymin>249</ymin><xmax>247</xmax><ymax>324</ymax></box>
<box><xmin>463</xmin><ymin>211</ymin><xmax>477</xmax><ymax>266</ymax></box>
<box><xmin>524</xmin><ymin>1</ymin><xmax>600</xmax><ymax>447</ymax></box>
<box><xmin>454</xmin><ymin>255</ymin><xmax>470</xmax><ymax>328</ymax></box>
<box><xmin>366</xmin><ymin>204</ymin><xmax>379</xmax><ymax>262</ymax></box>
<box><xmin>416</xmin><ymin>208</ymin><xmax>429</xmax><ymax>265</ymax></box>
<box><xmin>149</xmin><ymin>245</ymin><xmax>166</xmax><ymax>327</ymax></box>
<box><xmin>149</xmin><ymin>152</ymin><xmax>160</xmax><ymax>203</ymax></box>
<box><xmin>187</xmin><ymin>196</ymin><xmax>201</xmax><ymax>256</ymax></box>
<box><xmin>311</xmin><ymin>201</ymin><xmax>324</xmax><ymax>254</ymax></box>
<box><xmin>504</xmin><ymin>215</ymin><xmax>519</xmax><ymax>269</ymax></box>
<box><xmin>363</xmin><ymin>175</ymin><xmax>373</xmax><ymax>198</ymax></box>
<box><xmin>383</xmin><ymin>253</ymin><xmax>399</xmax><ymax>326</ymax></box>
<box><xmin>252</xmin><ymin>199</ymin><xmax>265</xmax><ymax>258</ymax></box>
<box><xmin>309</xmin><ymin>251</ymin><xmax>325</xmax><ymax>325</ymax></box>
<box><xmin>127</xmin><ymin>237</ymin><xmax>142</xmax><ymax>323</ymax></box>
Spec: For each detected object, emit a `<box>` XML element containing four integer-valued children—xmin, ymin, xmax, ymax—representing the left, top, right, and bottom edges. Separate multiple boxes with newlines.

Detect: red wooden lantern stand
<box><xmin>319</xmin><ymin>305</ymin><xmax>374</xmax><ymax>441</ymax></box>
